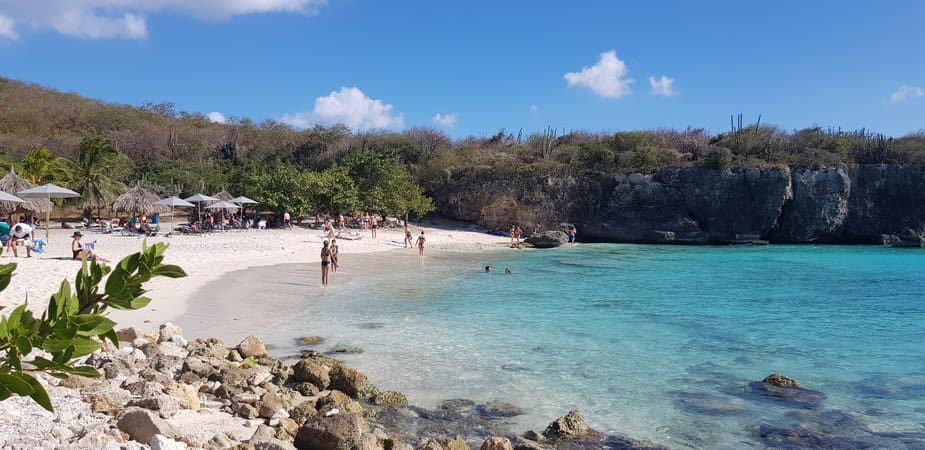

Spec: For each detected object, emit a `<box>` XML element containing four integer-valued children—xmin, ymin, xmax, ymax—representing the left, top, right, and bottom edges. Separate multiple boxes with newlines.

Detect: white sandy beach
<box><xmin>0</xmin><ymin>219</ymin><xmax>511</xmax><ymax>337</ymax></box>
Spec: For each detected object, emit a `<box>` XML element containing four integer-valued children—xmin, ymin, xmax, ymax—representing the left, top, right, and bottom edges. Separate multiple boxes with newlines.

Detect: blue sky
<box><xmin>0</xmin><ymin>0</ymin><xmax>923</xmax><ymax>138</ymax></box>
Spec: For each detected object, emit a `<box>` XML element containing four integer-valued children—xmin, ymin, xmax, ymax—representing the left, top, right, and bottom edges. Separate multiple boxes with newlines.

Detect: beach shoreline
<box><xmin>0</xmin><ymin>218</ymin><xmax>513</xmax><ymax>337</ymax></box>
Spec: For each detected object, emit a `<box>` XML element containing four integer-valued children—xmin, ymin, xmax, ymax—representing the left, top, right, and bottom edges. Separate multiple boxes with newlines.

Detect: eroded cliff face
<box><xmin>432</xmin><ymin>164</ymin><xmax>925</xmax><ymax>245</ymax></box>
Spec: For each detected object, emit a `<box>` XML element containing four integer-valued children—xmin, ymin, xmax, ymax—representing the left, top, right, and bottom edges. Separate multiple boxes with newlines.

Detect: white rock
<box><xmin>250</xmin><ymin>369</ymin><xmax>272</xmax><ymax>386</ymax></box>
<box><xmin>171</xmin><ymin>335</ymin><xmax>189</xmax><ymax>347</ymax></box>
<box><xmin>133</xmin><ymin>337</ymin><xmax>149</xmax><ymax>348</ymax></box>
<box><xmin>271</xmin><ymin>408</ymin><xmax>289</xmax><ymax>419</ymax></box>
<box><xmin>151</xmin><ymin>434</ymin><xmax>189</xmax><ymax>450</ymax></box>
<box><xmin>132</xmin><ymin>348</ymin><xmax>148</xmax><ymax>360</ymax></box>
<box><xmin>323</xmin><ymin>408</ymin><xmax>339</xmax><ymax>417</ymax></box>
<box><xmin>158</xmin><ymin>322</ymin><xmax>183</xmax><ymax>343</ymax></box>
<box><xmin>268</xmin><ymin>418</ymin><xmax>280</xmax><ymax>427</ymax></box>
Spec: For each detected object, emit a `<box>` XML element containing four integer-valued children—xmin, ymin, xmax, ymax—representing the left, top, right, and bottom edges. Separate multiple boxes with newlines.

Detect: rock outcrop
<box><xmin>432</xmin><ymin>164</ymin><xmax>925</xmax><ymax>245</ymax></box>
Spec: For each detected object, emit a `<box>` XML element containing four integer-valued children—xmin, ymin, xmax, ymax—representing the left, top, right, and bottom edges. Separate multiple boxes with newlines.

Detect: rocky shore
<box><xmin>0</xmin><ymin>323</ymin><xmax>666</xmax><ymax>450</ymax></box>
<box><xmin>434</xmin><ymin>164</ymin><xmax>925</xmax><ymax>246</ymax></box>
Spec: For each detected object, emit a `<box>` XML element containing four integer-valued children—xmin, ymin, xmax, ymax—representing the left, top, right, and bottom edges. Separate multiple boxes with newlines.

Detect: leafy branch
<box><xmin>0</xmin><ymin>241</ymin><xmax>186</xmax><ymax>411</ymax></box>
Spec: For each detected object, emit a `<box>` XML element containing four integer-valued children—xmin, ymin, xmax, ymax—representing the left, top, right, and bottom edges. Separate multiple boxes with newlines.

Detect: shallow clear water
<box><xmin>248</xmin><ymin>245</ymin><xmax>925</xmax><ymax>448</ymax></box>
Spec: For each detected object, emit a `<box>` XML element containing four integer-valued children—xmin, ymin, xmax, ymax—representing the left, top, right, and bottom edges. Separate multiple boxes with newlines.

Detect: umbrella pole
<box><xmin>45</xmin><ymin>208</ymin><xmax>50</xmax><ymax>241</ymax></box>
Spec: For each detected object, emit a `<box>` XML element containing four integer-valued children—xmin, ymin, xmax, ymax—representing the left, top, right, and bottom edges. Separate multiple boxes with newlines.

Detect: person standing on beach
<box><xmin>330</xmin><ymin>238</ymin><xmax>339</xmax><ymax>272</ymax></box>
<box><xmin>283</xmin><ymin>211</ymin><xmax>292</xmax><ymax>229</ymax></box>
<box><xmin>404</xmin><ymin>223</ymin><xmax>413</xmax><ymax>248</ymax></box>
<box><xmin>371</xmin><ymin>214</ymin><xmax>378</xmax><ymax>239</ymax></box>
<box><xmin>338</xmin><ymin>213</ymin><xmax>345</xmax><ymax>229</ymax></box>
<box><xmin>320</xmin><ymin>240</ymin><xmax>332</xmax><ymax>286</ymax></box>
<box><xmin>510</xmin><ymin>225</ymin><xmax>516</xmax><ymax>244</ymax></box>
<box><xmin>416</xmin><ymin>231</ymin><xmax>426</xmax><ymax>255</ymax></box>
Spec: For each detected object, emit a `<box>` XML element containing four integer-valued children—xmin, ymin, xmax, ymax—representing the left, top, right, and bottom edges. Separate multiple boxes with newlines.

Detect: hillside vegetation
<box><xmin>1</xmin><ymin>76</ymin><xmax>923</xmax><ymax>219</ymax></box>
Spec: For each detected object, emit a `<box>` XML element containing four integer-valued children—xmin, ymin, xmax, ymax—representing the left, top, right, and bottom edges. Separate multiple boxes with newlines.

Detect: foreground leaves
<box><xmin>0</xmin><ymin>240</ymin><xmax>186</xmax><ymax>411</ymax></box>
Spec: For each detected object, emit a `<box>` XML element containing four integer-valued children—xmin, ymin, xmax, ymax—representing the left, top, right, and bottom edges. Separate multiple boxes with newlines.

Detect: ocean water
<box><xmin>246</xmin><ymin>244</ymin><xmax>925</xmax><ymax>449</ymax></box>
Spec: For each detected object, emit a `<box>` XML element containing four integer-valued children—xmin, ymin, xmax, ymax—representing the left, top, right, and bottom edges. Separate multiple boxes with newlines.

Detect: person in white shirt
<box><xmin>9</xmin><ymin>222</ymin><xmax>34</xmax><ymax>257</ymax></box>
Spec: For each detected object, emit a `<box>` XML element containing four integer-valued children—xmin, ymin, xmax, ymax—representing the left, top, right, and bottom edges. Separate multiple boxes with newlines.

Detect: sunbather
<box><xmin>71</xmin><ymin>231</ymin><xmax>109</xmax><ymax>262</ymax></box>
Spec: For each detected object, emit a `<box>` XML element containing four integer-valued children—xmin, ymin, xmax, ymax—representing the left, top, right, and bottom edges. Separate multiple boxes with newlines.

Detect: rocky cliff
<box><xmin>432</xmin><ymin>164</ymin><xmax>925</xmax><ymax>245</ymax></box>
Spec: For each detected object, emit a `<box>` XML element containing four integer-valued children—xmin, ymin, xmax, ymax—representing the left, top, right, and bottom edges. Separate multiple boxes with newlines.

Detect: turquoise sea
<box><xmin>243</xmin><ymin>244</ymin><xmax>925</xmax><ymax>449</ymax></box>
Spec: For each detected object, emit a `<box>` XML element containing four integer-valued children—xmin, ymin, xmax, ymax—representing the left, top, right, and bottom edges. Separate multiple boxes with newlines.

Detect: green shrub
<box><xmin>0</xmin><ymin>241</ymin><xmax>186</xmax><ymax>411</ymax></box>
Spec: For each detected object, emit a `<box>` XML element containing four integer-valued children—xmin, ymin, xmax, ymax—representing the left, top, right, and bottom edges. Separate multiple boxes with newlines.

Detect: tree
<box><xmin>240</xmin><ymin>165</ymin><xmax>314</xmax><ymax>219</ymax></box>
<box><xmin>20</xmin><ymin>147</ymin><xmax>59</xmax><ymax>185</ymax></box>
<box><xmin>343</xmin><ymin>151</ymin><xmax>434</xmax><ymax>218</ymax></box>
<box><xmin>56</xmin><ymin>137</ymin><xmax>130</xmax><ymax>219</ymax></box>
<box><xmin>304</xmin><ymin>166</ymin><xmax>359</xmax><ymax>214</ymax></box>
<box><xmin>0</xmin><ymin>242</ymin><xmax>186</xmax><ymax>411</ymax></box>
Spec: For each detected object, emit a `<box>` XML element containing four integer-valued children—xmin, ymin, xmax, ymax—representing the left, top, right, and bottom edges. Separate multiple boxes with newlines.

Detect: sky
<box><xmin>0</xmin><ymin>0</ymin><xmax>923</xmax><ymax>138</ymax></box>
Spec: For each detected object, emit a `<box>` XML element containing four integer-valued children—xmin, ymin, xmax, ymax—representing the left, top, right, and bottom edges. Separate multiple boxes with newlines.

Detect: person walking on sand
<box><xmin>416</xmin><ymin>231</ymin><xmax>426</xmax><ymax>255</ymax></box>
<box><xmin>320</xmin><ymin>240</ymin><xmax>332</xmax><ymax>286</ymax></box>
<box><xmin>510</xmin><ymin>225</ymin><xmax>516</xmax><ymax>244</ymax></box>
<box><xmin>404</xmin><ymin>223</ymin><xmax>413</xmax><ymax>248</ymax></box>
<box><xmin>283</xmin><ymin>211</ymin><xmax>292</xmax><ymax>229</ymax></box>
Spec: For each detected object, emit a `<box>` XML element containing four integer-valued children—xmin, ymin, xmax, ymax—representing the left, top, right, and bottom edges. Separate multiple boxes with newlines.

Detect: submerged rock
<box><xmin>476</xmin><ymin>401</ymin><xmax>524</xmax><ymax>418</ymax></box>
<box><xmin>524</xmin><ymin>231</ymin><xmax>568</xmax><ymax>248</ymax></box>
<box><xmin>763</xmin><ymin>373</ymin><xmax>801</xmax><ymax>388</ymax></box>
<box><xmin>747</xmin><ymin>374</ymin><xmax>827</xmax><ymax>408</ymax></box>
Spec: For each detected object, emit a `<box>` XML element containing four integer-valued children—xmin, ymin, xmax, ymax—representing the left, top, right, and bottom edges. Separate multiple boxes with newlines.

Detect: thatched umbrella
<box><xmin>112</xmin><ymin>185</ymin><xmax>166</xmax><ymax>215</ymax></box>
<box><xmin>0</xmin><ymin>167</ymin><xmax>51</xmax><ymax>216</ymax></box>
<box><xmin>212</xmin><ymin>190</ymin><xmax>233</xmax><ymax>202</ymax></box>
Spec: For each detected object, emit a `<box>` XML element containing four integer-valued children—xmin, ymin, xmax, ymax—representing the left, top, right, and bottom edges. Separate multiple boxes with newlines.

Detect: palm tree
<box><xmin>20</xmin><ymin>147</ymin><xmax>59</xmax><ymax>185</ymax></box>
<box><xmin>56</xmin><ymin>137</ymin><xmax>129</xmax><ymax>219</ymax></box>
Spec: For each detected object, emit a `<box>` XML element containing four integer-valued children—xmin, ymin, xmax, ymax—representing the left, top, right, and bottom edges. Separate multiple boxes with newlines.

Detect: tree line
<box><xmin>2</xmin><ymin>76</ymin><xmax>924</xmax><ymax>219</ymax></box>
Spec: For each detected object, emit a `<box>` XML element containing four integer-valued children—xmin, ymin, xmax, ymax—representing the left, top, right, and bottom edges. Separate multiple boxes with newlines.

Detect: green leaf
<box><xmin>0</xmin><ymin>373</ymin><xmax>34</xmax><ymax>395</ymax></box>
<box><xmin>69</xmin><ymin>337</ymin><xmax>100</xmax><ymax>358</ymax></box>
<box><xmin>152</xmin><ymin>264</ymin><xmax>187</xmax><ymax>278</ymax></box>
<box><xmin>104</xmin><ymin>268</ymin><xmax>129</xmax><ymax>297</ymax></box>
<box><xmin>23</xmin><ymin>375</ymin><xmax>52</xmax><ymax>412</ymax></box>
<box><xmin>73</xmin><ymin>315</ymin><xmax>115</xmax><ymax>337</ymax></box>
<box><xmin>102</xmin><ymin>328</ymin><xmax>119</xmax><ymax>349</ymax></box>
<box><xmin>0</xmin><ymin>383</ymin><xmax>11</xmax><ymax>401</ymax></box>
<box><xmin>64</xmin><ymin>366</ymin><xmax>100</xmax><ymax>377</ymax></box>
<box><xmin>15</xmin><ymin>335</ymin><xmax>32</xmax><ymax>355</ymax></box>
<box><xmin>43</xmin><ymin>338</ymin><xmax>73</xmax><ymax>353</ymax></box>
<box><xmin>117</xmin><ymin>253</ymin><xmax>140</xmax><ymax>273</ymax></box>
<box><xmin>0</xmin><ymin>262</ymin><xmax>16</xmax><ymax>292</ymax></box>
<box><xmin>7</xmin><ymin>304</ymin><xmax>27</xmax><ymax>330</ymax></box>
<box><xmin>128</xmin><ymin>296</ymin><xmax>152</xmax><ymax>310</ymax></box>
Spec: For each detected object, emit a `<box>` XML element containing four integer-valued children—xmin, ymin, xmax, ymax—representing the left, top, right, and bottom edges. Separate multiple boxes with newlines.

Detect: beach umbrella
<box><xmin>0</xmin><ymin>191</ymin><xmax>25</xmax><ymax>204</ymax></box>
<box><xmin>230</xmin><ymin>195</ymin><xmax>258</xmax><ymax>225</ymax></box>
<box><xmin>205</xmin><ymin>201</ymin><xmax>241</xmax><ymax>211</ymax></box>
<box><xmin>184</xmin><ymin>193</ymin><xmax>218</xmax><ymax>223</ymax></box>
<box><xmin>0</xmin><ymin>167</ymin><xmax>51</xmax><ymax>216</ymax></box>
<box><xmin>154</xmin><ymin>196</ymin><xmax>195</xmax><ymax>232</ymax></box>
<box><xmin>17</xmin><ymin>183</ymin><xmax>80</xmax><ymax>241</ymax></box>
<box><xmin>112</xmin><ymin>185</ymin><xmax>166</xmax><ymax>215</ymax></box>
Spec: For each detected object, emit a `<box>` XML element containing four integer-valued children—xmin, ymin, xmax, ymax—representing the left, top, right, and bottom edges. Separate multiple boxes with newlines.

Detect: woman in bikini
<box><xmin>320</xmin><ymin>240</ymin><xmax>332</xmax><ymax>286</ymax></box>
<box><xmin>71</xmin><ymin>232</ymin><xmax>109</xmax><ymax>262</ymax></box>
<box><xmin>416</xmin><ymin>231</ymin><xmax>426</xmax><ymax>256</ymax></box>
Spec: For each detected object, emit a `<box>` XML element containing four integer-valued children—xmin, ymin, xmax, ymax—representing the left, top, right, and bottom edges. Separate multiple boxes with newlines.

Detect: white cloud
<box><xmin>432</xmin><ymin>113</ymin><xmax>457</xmax><ymax>127</ymax></box>
<box><xmin>564</xmin><ymin>50</ymin><xmax>634</xmax><ymax>99</ymax></box>
<box><xmin>529</xmin><ymin>104</ymin><xmax>539</xmax><ymax>113</ymax></box>
<box><xmin>0</xmin><ymin>13</ymin><xmax>19</xmax><ymax>40</ymax></box>
<box><xmin>890</xmin><ymin>85</ymin><xmax>924</xmax><ymax>102</ymax></box>
<box><xmin>0</xmin><ymin>0</ymin><xmax>327</xmax><ymax>40</ymax></box>
<box><xmin>281</xmin><ymin>87</ymin><xmax>404</xmax><ymax>132</ymax></box>
<box><xmin>648</xmin><ymin>75</ymin><xmax>676</xmax><ymax>97</ymax></box>
<box><xmin>207</xmin><ymin>111</ymin><xmax>226</xmax><ymax>124</ymax></box>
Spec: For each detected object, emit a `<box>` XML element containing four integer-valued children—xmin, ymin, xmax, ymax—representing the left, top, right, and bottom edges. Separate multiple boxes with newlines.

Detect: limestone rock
<box><xmin>117</xmin><ymin>407</ymin><xmax>180</xmax><ymax>444</ymax></box>
<box><xmin>293</xmin><ymin>413</ymin><xmax>369</xmax><ymax>450</ymax></box>
<box><xmin>480</xmin><ymin>437</ymin><xmax>513</xmax><ymax>450</ymax></box>
<box><xmin>166</xmin><ymin>382</ymin><xmax>202</xmax><ymax>410</ymax></box>
<box><xmin>257</xmin><ymin>391</ymin><xmax>290</xmax><ymax>419</ymax></box>
<box><xmin>542</xmin><ymin>410</ymin><xmax>592</xmax><ymax>439</ymax></box>
<box><xmin>477</xmin><ymin>401</ymin><xmax>524</xmax><ymax>418</ymax></box>
<box><xmin>187</xmin><ymin>338</ymin><xmax>229</xmax><ymax>359</ymax></box>
<box><xmin>299</xmin><ymin>336</ymin><xmax>324</xmax><ymax>345</ymax></box>
<box><xmin>238</xmin><ymin>336</ymin><xmax>268</xmax><ymax>358</ymax></box>
<box><xmin>331</xmin><ymin>344</ymin><xmax>364</xmax><ymax>354</ymax></box>
<box><xmin>151</xmin><ymin>434</ymin><xmax>189</xmax><ymax>450</ymax></box>
<box><xmin>329</xmin><ymin>365</ymin><xmax>367</xmax><ymax>398</ymax></box>
<box><xmin>371</xmin><ymin>390</ymin><xmax>408</xmax><ymax>407</ymax></box>
<box><xmin>83</xmin><ymin>384</ymin><xmax>132</xmax><ymax>415</ymax></box>
<box><xmin>418</xmin><ymin>436</ymin><xmax>470</xmax><ymax>450</ymax></box>
<box><xmin>292</xmin><ymin>359</ymin><xmax>330</xmax><ymax>389</ymax></box>
<box><xmin>524</xmin><ymin>231</ymin><xmax>568</xmax><ymax>248</ymax></box>
<box><xmin>763</xmin><ymin>373</ymin><xmax>801</xmax><ymax>388</ymax></box>
<box><xmin>206</xmin><ymin>433</ymin><xmax>239</xmax><ymax>450</ymax></box>
<box><xmin>254</xmin><ymin>438</ymin><xmax>299</xmax><ymax>450</ymax></box>
<box><xmin>116</xmin><ymin>327</ymin><xmax>143</xmax><ymax>342</ymax></box>
<box><xmin>316</xmin><ymin>390</ymin><xmax>363</xmax><ymax>415</ymax></box>
<box><xmin>290</xmin><ymin>400</ymin><xmax>318</xmax><ymax>423</ymax></box>
<box><xmin>158</xmin><ymin>322</ymin><xmax>183</xmax><ymax>344</ymax></box>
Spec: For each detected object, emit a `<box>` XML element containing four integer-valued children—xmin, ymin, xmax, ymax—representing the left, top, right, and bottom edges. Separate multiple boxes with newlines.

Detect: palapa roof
<box><xmin>112</xmin><ymin>185</ymin><xmax>167</xmax><ymax>214</ymax></box>
<box><xmin>212</xmin><ymin>190</ymin><xmax>233</xmax><ymax>202</ymax></box>
<box><xmin>0</xmin><ymin>167</ymin><xmax>52</xmax><ymax>214</ymax></box>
